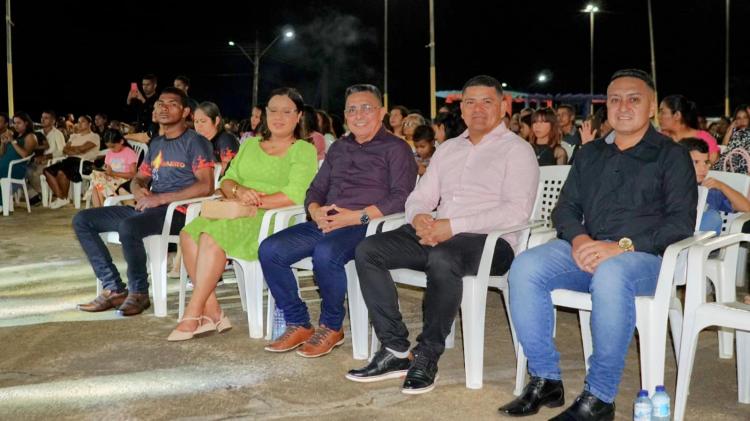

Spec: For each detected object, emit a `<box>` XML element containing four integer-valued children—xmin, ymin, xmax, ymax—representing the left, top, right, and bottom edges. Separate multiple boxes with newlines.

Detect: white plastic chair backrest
<box><xmin>695</xmin><ymin>186</ymin><xmax>709</xmax><ymax>232</ymax></box>
<box><xmin>533</xmin><ymin>165</ymin><xmax>571</xmax><ymax>228</ymax></box>
<box><xmin>213</xmin><ymin>163</ymin><xmax>222</xmax><ymax>186</ymax></box>
<box><xmin>127</xmin><ymin>141</ymin><xmax>148</xmax><ymax>163</ymax></box>
<box><xmin>318</xmin><ymin>159</ymin><xmax>324</xmax><ymax>169</ymax></box>
<box><xmin>5</xmin><ymin>155</ymin><xmax>34</xmax><ymax>179</ymax></box>
<box><xmin>706</xmin><ymin>170</ymin><xmax>750</xmax><ymax>232</ymax></box>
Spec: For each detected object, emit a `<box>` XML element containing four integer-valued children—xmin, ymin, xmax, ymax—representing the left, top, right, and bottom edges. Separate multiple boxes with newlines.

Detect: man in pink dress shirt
<box><xmin>346</xmin><ymin>75</ymin><xmax>539</xmax><ymax>394</ymax></box>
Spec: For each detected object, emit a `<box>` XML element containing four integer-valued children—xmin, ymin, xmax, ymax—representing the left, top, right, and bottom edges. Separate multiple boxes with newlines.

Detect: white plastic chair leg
<box><xmin>345</xmin><ymin>261</ymin><xmax>369</xmax><ymax>360</ymax></box>
<box><xmin>144</xmin><ymin>235</ymin><xmax>168</xmax><ymax>317</ymax></box>
<box><xmin>738</xmin><ymin>330</ymin><xmax>750</xmax><ymax>404</ymax></box>
<box><xmin>446</xmin><ymin>320</ymin><xmax>456</xmax><ymax>349</ymax></box>
<box><xmin>579</xmin><ymin>310</ymin><xmax>593</xmax><ymax>372</ymax></box>
<box><xmin>460</xmin><ymin>277</ymin><xmax>489</xmax><ymax>389</ymax></box>
<box><xmin>668</xmin><ymin>295</ymin><xmax>684</xmax><ymax>360</ymax></box>
<box><xmin>674</xmin><ymin>322</ymin><xmax>701</xmax><ymax>421</ymax></box>
<box><xmin>178</xmin><ymin>258</ymin><xmax>188</xmax><ymax>320</ymax></box>
<box><xmin>0</xmin><ymin>179</ymin><xmax>10</xmax><ymax>216</ymax></box>
<box><xmin>40</xmin><ymin>175</ymin><xmax>50</xmax><ymax>207</ymax></box>
<box><xmin>514</xmin><ymin>345</ymin><xmax>528</xmax><ymax>396</ymax></box>
<box><xmin>72</xmin><ymin>182</ymin><xmax>82</xmax><ymax>209</ymax></box>
<box><xmin>242</xmin><ymin>261</ymin><xmax>265</xmax><ymax>339</ymax></box>
<box><xmin>737</xmin><ymin>247</ymin><xmax>749</xmax><ymax>288</ymax></box>
<box><xmin>96</xmin><ymin>278</ymin><xmax>103</xmax><ymax>296</ymax></box>
<box><xmin>716</xmin><ymin>281</ymin><xmax>736</xmax><ymax>359</ymax></box>
<box><xmin>236</xmin><ymin>263</ymin><xmax>247</xmax><ymax>313</ymax></box>
<box><xmin>500</xmin><ymin>284</ymin><xmax>526</xmax><ymax>396</ymax></box>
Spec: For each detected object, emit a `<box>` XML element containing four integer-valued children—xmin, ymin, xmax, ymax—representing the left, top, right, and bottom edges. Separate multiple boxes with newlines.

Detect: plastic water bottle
<box><xmin>271</xmin><ymin>306</ymin><xmax>286</xmax><ymax>340</ymax></box>
<box><xmin>651</xmin><ymin>385</ymin><xmax>671</xmax><ymax>421</ymax></box>
<box><xmin>633</xmin><ymin>389</ymin><xmax>652</xmax><ymax>421</ymax></box>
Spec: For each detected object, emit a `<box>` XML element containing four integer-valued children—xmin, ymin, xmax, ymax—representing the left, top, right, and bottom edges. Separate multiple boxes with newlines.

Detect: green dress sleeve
<box><xmin>220</xmin><ymin>137</ymin><xmax>255</xmax><ymax>186</ymax></box>
<box><xmin>280</xmin><ymin>140</ymin><xmax>319</xmax><ymax>205</ymax></box>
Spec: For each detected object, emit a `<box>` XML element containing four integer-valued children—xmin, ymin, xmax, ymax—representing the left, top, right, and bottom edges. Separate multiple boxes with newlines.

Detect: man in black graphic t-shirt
<box><xmin>74</xmin><ymin>87</ymin><xmax>215</xmax><ymax>317</ymax></box>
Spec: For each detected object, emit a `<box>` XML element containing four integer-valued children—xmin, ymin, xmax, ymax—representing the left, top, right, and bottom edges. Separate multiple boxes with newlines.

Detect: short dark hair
<box><xmin>679</xmin><ymin>137</ymin><xmax>709</xmax><ymax>154</ymax></box>
<box><xmin>557</xmin><ymin>104</ymin><xmax>575</xmax><ymax>115</ymax></box>
<box><xmin>95</xmin><ymin>112</ymin><xmax>108</xmax><ymax>121</ymax></box>
<box><xmin>102</xmin><ymin>128</ymin><xmax>126</xmax><ymax>145</ymax></box>
<box><xmin>174</xmin><ymin>75</ymin><xmax>191</xmax><ymax>87</ymax></box>
<box><xmin>143</xmin><ymin>74</ymin><xmax>158</xmax><ymax>83</ymax></box>
<box><xmin>160</xmin><ymin>86</ymin><xmax>189</xmax><ymax>107</ymax></box>
<box><xmin>345</xmin><ymin>84</ymin><xmax>383</xmax><ymax>105</ymax></box>
<box><xmin>390</xmin><ymin>105</ymin><xmax>409</xmax><ymax>119</ymax></box>
<box><xmin>413</xmin><ymin>125</ymin><xmax>435</xmax><ymax>143</ymax></box>
<box><xmin>41</xmin><ymin>110</ymin><xmax>57</xmax><ymax>120</ymax></box>
<box><xmin>609</xmin><ymin>69</ymin><xmax>655</xmax><ymax>91</ymax></box>
<box><xmin>461</xmin><ymin>75</ymin><xmax>504</xmax><ymax>98</ymax></box>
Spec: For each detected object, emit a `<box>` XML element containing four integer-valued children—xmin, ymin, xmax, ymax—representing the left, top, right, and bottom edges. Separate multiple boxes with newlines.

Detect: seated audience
<box><xmin>89</xmin><ymin>129</ymin><xmax>138</xmax><ymax>208</ymax></box>
<box><xmin>680</xmin><ymin>137</ymin><xmax>750</xmax><ymax>234</ymax></box>
<box><xmin>27</xmin><ymin>111</ymin><xmax>66</xmax><ymax>204</ymax></box>
<box><xmin>168</xmin><ymin>87</ymin><xmax>318</xmax><ymax>341</ymax></box>
<box><xmin>389</xmin><ymin>105</ymin><xmax>409</xmax><ymax>139</ymax></box>
<box><xmin>258</xmin><ymin>84</ymin><xmax>416</xmax><ymax>358</ymax></box>
<box><xmin>402</xmin><ymin>113</ymin><xmax>427</xmax><ymax>149</ymax></box>
<box><xmin>658</xmin><ymin>94</ymin><xmax>719</xmax><ymax>163</ymax></box>
<box><xmin>302</xmin><ymin>104</ymin><xmax>327</xmax><ymax>161</ymax></box>
<box><xmin>722</xmin><ymin>105</ymin><xmax>749</xmax><ymax>146</ymax></box>
<box><xmin>412</xmin><ymin>125</ymin><xmax>436</xmax><ymax>176</ymax></box>
<box><xmin>347</xmin><ymin>75</ymin><xmax>538</xmax><ymax>394</ymax></box>
<box><xmin>557</xmin><ymin>104</ymin><xmax>581</xmax><ymax>146</ymax></box>
<box><xmin>530</xmin><ymin>108</ymin><xmax>567</xmax><ymax>165</ymax></box>
<box><xmin>0</xmin><ymin>112</ymin><xmax>38</xmax><ymax>211</ymax></box>
<box><xmin>193</xmin><ymin>101</ymin><xmax>239</xmax><ymax>176</ymax></box>
<box><xmin>498</xmin><ymin>69</ymin><xmax>696</xmax><ymax>420</ymax></box>
<box><xmin>43</xmin><ymin>115</ymin><xmax>101</xmax><ymax>209</ymax></box>
<box><xmin>73</xmin><ymin>87</ymin><xmax>214</xmax><ymax>317</ymax></box>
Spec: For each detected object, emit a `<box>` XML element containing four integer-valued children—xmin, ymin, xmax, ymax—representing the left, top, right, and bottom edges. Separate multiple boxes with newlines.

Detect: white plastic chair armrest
<box><xmin>270</xmin><ymin>205</ymin><xmax>307</xmax><ymax>233</ymax></box>
<box><xmin>6</xmin><ymin>155</ymin><xmax>34</xmax><ymax>178</ymax></box>
<box><xmin>162</xmin><ymin>195</ymin><xmax>223</xmax><ymax>237</ymax></box>
<box><xmin>474</xmin><ymin>221</ymin><xmax>539</xmax><ymax>280</ymax></box>
<box><xmin>366</xmin><ymin>212</ymin><xmax>406</xmax><ymax>236</ymax></box>
<box><xmin>655</xmin><ymin>231</ymin><xmax>716</xmax><ymax>297</ymax></box>
<box><xmin>103</xmin><ymin>194</ymin><xmax>135</xmax><ymax>207</ymax></box>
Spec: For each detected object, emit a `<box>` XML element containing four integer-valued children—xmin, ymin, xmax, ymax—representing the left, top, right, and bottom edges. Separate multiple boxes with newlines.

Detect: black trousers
<box><xmin>355</xmin><ymin>224</ymin><xmax>515</xmax><ymax>359</ymax></box>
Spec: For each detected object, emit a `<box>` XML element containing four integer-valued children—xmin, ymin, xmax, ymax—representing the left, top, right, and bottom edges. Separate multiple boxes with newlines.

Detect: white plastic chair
<box><xmin>84</xmin><ymin>142</ymin><xmax>148</xmax><ymax>209</ymax></box>
<box><xmin>95</xmin><ymin>164</ymin><xmax>223</xmax><ymax>317</ymax></box>
<box><xmin>561</xmin><ymin>142</ymin><xmax>575</xmax><ymax>163</ymax></box>
<box><xmin>1</xmin><ymin>154</ymin><xmax>33</xmax><ymax>216</ymax></box>
<box><xmin>354</xmin><ymin>165</ymin><xmax>571</xmax><ymax>390</ymax></box>
<box><xmin>514</xmin><ymin>186</ymin><xmax>712</xmax><ymax>397</ymax></box>
<box><xmin>674</xmin><ymin>233</ymin><xmax>750</xmax><ymax>421</ymax></box>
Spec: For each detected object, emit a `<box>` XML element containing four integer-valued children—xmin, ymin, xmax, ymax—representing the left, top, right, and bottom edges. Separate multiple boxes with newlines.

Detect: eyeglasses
<box><xmin>266</xmin><ymin>107</ymin><xmax>298</xmax><ymax>117</ymax></box>
<box><xmin>403</xmin><ymin>120</ymin><xmax>419</xmax><ymax>128</ymax></box>
<box><xmin>344</xmin><ymin>104</ymin><xmax>379</xmax><ymax>116</ymax></box>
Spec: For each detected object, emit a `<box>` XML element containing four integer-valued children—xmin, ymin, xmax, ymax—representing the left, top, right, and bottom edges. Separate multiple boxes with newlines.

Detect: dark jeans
<box><xmin>258</xmin><ymin>221</ymin><xmax>368</xmax><ymax>330</ymax></box>
<box><xmin>355</xmin><ymin>224</ymin><xmax>515</xmax><ymax>359</ymax></box>
<box><xmin>72</xmin><ymin>205</ymin><xmax>185</xmax><ymax>294</ymax></box>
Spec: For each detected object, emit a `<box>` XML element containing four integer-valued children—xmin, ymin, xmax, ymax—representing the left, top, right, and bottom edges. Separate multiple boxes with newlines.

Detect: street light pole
<box><xmin>647</xmin><ymin>0</ymin><xmax>658</xmax><ymax>99</ymax></box>
<box><xmin>384</xmin><ymin>0</ymin><xmax>389</xmax><ymax>110</ymax></box>
<box><xmin>428</xmin><ymin>0</ymin><xmax>436</xmax><ymax>118</ymax></box>
<box><xmin>229</xmin><ymin>28</ymin><xmax>294</xmax><ymax>110</ymax></box>
<box><xmin>5</xmin><ymin>0</ymin><xmax>14</xmax><ymax>116</ymax></box>
<box><xmin>585</xmin><ymin>4</ymin><xmax>599</xmax><ymax>115</ymax></box>
<box><xmin>725</xmin><ymin>0</ymin><xmax>730</xmax><ymax>117</ymax></box>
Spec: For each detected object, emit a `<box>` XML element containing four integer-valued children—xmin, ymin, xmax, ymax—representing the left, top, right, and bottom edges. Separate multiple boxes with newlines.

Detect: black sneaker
<box><xmin>346</xmin><ymin>347</ymin><xmax>411</xmax><ymax>383</ymax></box>
<box><xmin>29</xmin><ymin>194</ymin><xmax>42</xmax><ymax>207</ymax></box>
<box><xmin>401</xmin><ymin>350</ymin><xmax>439</xmax><ymax>394</ymax></box>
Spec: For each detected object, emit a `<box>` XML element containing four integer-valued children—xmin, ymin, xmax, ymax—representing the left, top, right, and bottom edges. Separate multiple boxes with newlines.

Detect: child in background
<box><xmin>413</xmin><ymin>125</ymin><xmax>436</xmax><ymax>177</ymax></box>
<box><xmin>89</xmin><ymin>129</ymin><xmax>137</xmax><ymax>207</ymax></box>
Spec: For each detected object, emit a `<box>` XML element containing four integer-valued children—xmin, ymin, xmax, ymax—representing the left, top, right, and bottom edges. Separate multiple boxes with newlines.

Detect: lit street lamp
<box><xmin>228</xmin><ymin>27</ymin><xmax>295</xmax><ymax>109</ymax></box>
<box><xmin>584</xmin><ymin>3</ymin><xmax>599</xmax><ymax>114</ymax></box>
<box><xmin>537</xmin><ymin>74</ymin><xmax>548</xmax><ymax>83</ymax></box>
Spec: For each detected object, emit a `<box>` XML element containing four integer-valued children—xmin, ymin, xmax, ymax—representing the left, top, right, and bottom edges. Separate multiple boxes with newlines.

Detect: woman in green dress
<box><xmin>168</xmin><ymin>87</ymin><xmax>318</xmax><ymax>341</ymax></box>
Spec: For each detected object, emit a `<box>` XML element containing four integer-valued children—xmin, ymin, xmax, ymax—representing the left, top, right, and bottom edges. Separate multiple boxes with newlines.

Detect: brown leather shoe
<box><xmin>264</xmin><ymin>325</ymin><xmax>315</xmax><ymax>353</ymax></box>
<box><xmin>297</xmin><ymin>325</ymin><xmax>345</xmax><ymax>358</ymax></box>
<box><xmin>115</xmin><ymin>293</ymin><xmax>151</xmax><ymax>316</ymax></box>
<box><xmin>77</xmin><ymin>289</ymin><xmax>128</xmax><ymax>312</ymax></box>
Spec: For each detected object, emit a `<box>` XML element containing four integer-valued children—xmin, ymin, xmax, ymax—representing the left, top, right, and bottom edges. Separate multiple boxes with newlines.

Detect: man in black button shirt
<box><xmin>498</xmin><ymin>69</ymin><xmax>697</xmax><ymax>421</ymax></box>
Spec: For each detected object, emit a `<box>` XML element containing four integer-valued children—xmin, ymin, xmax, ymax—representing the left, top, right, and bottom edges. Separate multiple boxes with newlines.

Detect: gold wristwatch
<box><xmin>618</xmin><ymin>237</ymin><xmax>635</xmax><ymax>252</ymax></box>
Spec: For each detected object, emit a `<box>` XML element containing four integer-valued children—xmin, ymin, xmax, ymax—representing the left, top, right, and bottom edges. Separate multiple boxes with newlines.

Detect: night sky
<box><xmin>2</xmin><ymin>0</ymin><xmax>749</xmax><ymax>123</ymax></box>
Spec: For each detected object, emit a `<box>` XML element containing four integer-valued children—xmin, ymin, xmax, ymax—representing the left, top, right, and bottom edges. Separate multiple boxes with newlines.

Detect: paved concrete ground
<box><xmin>0</xmin><ymin>206</ymin><xmax>748</xmax><ymax>420</ymax></box>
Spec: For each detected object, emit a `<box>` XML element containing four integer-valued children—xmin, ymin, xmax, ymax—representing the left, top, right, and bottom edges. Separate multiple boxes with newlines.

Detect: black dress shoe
<box><xmin>548</xmin><ymin>390</ymin><xmax>615</xmax><ymax>421</ymax></box>
<box><xmin>345</xmin><ymin>348</ymin><xmax>411</xmax><ymax>383</ymax></box>
<box><xmin>498</xmin><ymin>376</ymin><xmax>565</xmax><ymax>417</ymax></box>
<box><xmin>401</xmin><ymin>351</ymin><xmax>439</xmax><ymax>395</ymax></box>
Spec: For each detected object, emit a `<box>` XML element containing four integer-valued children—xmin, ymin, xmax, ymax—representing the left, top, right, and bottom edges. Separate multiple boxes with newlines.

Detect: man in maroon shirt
<box><xmin>258</xmin><ymin>84</ymin><xmax>417</xmax><ymax>358</ymax></box>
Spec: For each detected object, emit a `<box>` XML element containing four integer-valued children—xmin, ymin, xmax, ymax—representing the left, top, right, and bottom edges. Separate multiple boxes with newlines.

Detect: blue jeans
<box><xmin>258</xmin><ymin>221</ymin><xmax>367</xmax><ymax>330</ymax></box>
<box><xmin>72</xmin><ymin>205</ymin><xmax>185</xmax><ymax>294</ymax></box>
<box><xmin>508</xmin><ymin>239</ymin><xmax>662</xmax><ymax>403</ymax></box>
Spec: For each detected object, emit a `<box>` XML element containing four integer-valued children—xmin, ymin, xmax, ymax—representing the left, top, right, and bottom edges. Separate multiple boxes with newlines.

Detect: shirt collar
<box><xmin>459</xmin><ymin>122</ymin><xmax>509</xmax><ymax>145</ymax></box>
<box><xmin>344</xmin><ymin>125</ymin><xmax>389</xmax><ymax>145</ymax></box>
<box><xmin>605</xmin><ymin>124</ymin><xmax>665</xmax><ymax>161</ymax></box>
